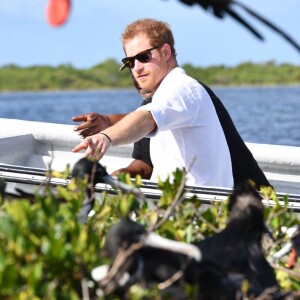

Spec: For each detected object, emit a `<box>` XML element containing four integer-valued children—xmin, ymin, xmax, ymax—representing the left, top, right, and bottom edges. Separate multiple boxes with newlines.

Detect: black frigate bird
<box><xmin>46</xmin><ymin>0</ymin><xmax>300</xmax><ymax>53</ymax></box>
<box><xmin>71</xmin><ymin>157</ymin><xmax>144</xmax><ymax>223</ymax></box>
<box><xmin>189</xmin><ymin>182</ymin><xmax>279</xmax><ymax>295</ymax></box>
<box><xmin>92</xmin><ymin>182</ymin><xmax>286</xmax><ymax>299</ymax></box>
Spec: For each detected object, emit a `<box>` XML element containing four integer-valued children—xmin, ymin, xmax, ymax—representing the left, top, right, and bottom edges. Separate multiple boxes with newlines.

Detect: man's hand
<box><xmin>72</xmin><ymin>133</ymin><xmax>111</xmax><ymax>160</ymax></box>
<box><xmin>72</xmin><ymin>112</ymin><xmax>110</xmax><ymax>138</ymax></box>
<box><xmin>111</xmin><ymin>159</ymin><xmax>153</xmax><ymax>179</ymax></box>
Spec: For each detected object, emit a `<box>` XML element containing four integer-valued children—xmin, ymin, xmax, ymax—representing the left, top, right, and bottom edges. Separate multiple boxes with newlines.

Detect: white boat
<box><xmin>1</xmin><ymin>118</ymin><xmax>300</xmax><ymax>210</ymax></box>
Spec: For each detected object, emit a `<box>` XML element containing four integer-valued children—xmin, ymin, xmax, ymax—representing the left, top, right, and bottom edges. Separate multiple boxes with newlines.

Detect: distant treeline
<box><xmin>0</xmin><ymin>59</ymin><xmax>299</xmax><ymax>91</ymax></box>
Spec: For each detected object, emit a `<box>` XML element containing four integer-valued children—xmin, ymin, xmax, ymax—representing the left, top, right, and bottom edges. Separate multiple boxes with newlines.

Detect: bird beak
<box><xmin>144</xmin><ymin>232</ymin><xmax>202</xmax><ymax>262</ymax></box>
<box><xmin>271</xmin><ymin>242</ymin><xmax>293</xmax><ymax>261</ymax></box>
<box><xmin>101</xmin><ymin>174</ymin><xmax>145</xmax><ymax>201</ymax></box>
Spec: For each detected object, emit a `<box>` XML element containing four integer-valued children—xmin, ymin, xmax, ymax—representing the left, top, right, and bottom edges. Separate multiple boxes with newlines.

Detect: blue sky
<box><xmin>1</xmin><ymin>0</ymin><xmax>300</xmax><ymax>68</ymax></box>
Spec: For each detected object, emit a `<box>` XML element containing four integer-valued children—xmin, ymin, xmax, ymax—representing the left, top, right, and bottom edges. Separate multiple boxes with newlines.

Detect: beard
<box><xmin>139</xmin><ymin>88</ymin><xmax>153</xmax><ymax>101</ymax></box>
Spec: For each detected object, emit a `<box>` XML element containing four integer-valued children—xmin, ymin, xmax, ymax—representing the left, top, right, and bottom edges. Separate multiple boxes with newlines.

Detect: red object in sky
<box><xmin>46</xmin><ymin>0</ymin><xmax>71</xmax><ymax>27</ymax></box>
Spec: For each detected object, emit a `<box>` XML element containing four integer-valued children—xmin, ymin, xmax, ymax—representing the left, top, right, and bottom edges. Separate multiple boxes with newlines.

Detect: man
<box><xmin>73</xmin><ymin>18</ymin><xmax>233</xmax><ymax>188</ymax></box>
<box><xmin>73</xmin><ymin>83</ymin><xmax>270</xmax><ymax>187</ymax></box>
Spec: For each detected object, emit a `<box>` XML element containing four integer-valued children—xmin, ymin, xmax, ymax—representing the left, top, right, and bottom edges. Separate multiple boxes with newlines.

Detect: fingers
<box><xmin>88</xmin><ymin>146</ymin><xmax>102</xmax><ymax>160</ymax></box>
<box><xmin>80</xmin><ymin>139</ymin><xmax>97</xmax><ymax>158</ymax></box>
<box><xmin>78</xmin><ymin>126</ymin><xmax>100</xmax><ymax>138</ymax></box>
<box><xmin>73</xmin><ymin>112</ymin><xmax>104</xmax><ymax>135</ymax></box>
<box><xmin>72</xmin><ymin>141</ymin><xmax>89</xmax><ymax>153</ymax></box>
<box><xmin>72</xmin><ymin>138</ymin><xmax>96</xmax><ymax>156</ymax></box>
<box><xmin>72</xmin><ymin>134</ymin><xmax>110</xmax><ymax>160</ymax></box>
<box><xmin>72</xmin><ymin>113</ymin><xmax>89</xmax><ymax>122</ymax></box>
<box><xmin>74</xmin><ymin>121</ymin><xmax>93</xmax><ymax>133</ymax></box>
<box><xmin>72</xmin><ymin>112</ymin><xmax>98</xmax><ymax>122</ymax></box>
<box><xmin>72</xmin><ymin>112</ymin><xmax>96</xmax><ymax>132</ymax></box>
<box><xmin>111</xmin><ymin>169</ymin><xmax>125</xmax><ymax>176</ymax></box>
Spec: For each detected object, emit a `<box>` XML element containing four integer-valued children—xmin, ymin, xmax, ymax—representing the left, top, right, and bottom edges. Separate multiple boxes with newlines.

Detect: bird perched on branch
<box><xmin>189</xmin><ymin>182</ymin><xmax>279</xmax><ymax>296</ymax></box>
<box><xmin>71</xmin><ymin>157</ymin><xmax>144</xmax><ymax>223</ymax></box>
<box><xmin>45</xmin><ymin>0</ymin><xmax>300</xmax><ymax>53</ymax></box>
<box><xmin>92</xmin><ymin>182</ymin><xmax>284</xmax><ymax>299</ymax></box>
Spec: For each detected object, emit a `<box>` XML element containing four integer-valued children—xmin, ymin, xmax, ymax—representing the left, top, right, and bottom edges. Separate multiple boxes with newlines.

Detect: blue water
<box><xmin>0</xmin><ymin>86</ymin><xmax>299</xmax><ymax>147</ymax></box>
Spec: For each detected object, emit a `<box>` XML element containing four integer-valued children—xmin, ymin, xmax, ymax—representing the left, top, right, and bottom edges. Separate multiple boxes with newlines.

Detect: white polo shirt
<box><xmin>138</xmin><ymin>67</ymin><xmax>233</xmax><ymax>188</ymax></box>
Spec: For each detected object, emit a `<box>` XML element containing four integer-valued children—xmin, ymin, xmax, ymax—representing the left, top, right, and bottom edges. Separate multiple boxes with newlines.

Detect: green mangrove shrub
<box><xmin>0</xmin><ymin>169</ymin><xmax>299</xmax><ymax>299</ymax></box>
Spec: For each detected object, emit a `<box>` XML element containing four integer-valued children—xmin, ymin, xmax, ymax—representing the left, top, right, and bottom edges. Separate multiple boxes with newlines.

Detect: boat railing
<box><xmin>1</xmin><ymin>118</ymin><xmax>300</xmax><ymax>195</ymax></box>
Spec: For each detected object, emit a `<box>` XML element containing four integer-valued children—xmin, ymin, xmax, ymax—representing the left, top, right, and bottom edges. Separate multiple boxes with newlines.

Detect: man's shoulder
<box><xmin>161</xmin><ymin>67</ymin><xmax>202</xmax><ymax>91</ymax></box>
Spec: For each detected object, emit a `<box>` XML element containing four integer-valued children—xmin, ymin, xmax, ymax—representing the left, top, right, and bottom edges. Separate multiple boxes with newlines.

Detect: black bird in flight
<box><xmin>178</xmin><ymin>0</ymin><xmax>300</xmax><ymax>53</ymax></box>
<box><xmin>45</xmin><ymin>0</ymin><xmax>300</xmax><ymax>53</ymax></box>
<box><xmin>92</xmin><ymin>182</ymin><xmax>284</xmax><ymax>299</ymax></box>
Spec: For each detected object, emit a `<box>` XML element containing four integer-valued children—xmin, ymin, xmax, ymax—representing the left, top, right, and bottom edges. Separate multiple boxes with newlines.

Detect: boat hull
<box><xmin>1</xmin><ymin>118</ymin><xmax>300</xmax><ymax>202</ymax></box>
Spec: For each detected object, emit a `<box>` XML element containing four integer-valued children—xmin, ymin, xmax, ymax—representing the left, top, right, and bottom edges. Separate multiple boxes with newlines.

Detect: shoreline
<box><xmin>1</xmin><ymin>84</ymin><xmax>300</xmax><ymax>94</ymax></box>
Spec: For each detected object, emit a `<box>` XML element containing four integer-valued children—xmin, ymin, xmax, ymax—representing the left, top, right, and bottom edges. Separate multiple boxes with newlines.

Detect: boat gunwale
<box><xmin>1</xmin><ymin>163</ymin><xmax>300</xmax><ymax>212</ymax></box>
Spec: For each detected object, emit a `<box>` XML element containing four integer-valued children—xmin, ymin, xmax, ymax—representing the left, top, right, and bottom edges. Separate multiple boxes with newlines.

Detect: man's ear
<box><xmin>162</xmin><ymin>44</ymin><xmax>172</xmax><ymax>61</ymax></box>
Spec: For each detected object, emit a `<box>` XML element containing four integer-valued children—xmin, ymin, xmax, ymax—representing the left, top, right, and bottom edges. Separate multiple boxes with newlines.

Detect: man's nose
<box><xmin>133</xmin><ymin>59</ymin><xmax>144</xmax><ymax>72</ymax></box>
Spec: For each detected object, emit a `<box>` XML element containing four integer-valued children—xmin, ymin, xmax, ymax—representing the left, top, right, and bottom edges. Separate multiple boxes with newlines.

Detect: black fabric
<box><xmin>132</xmin><ymin>137</ymin><xmax>153</xmax><ymax>167</ymax></box>
<box><xmin>132</xmin><ymin>83</ymin><xmax>270</xmax><ymax>187</ymax></box>
<box><xmin>132</xmin><ymin>100</ymin><xmax>153</xmax><ymax>168</ymax></box>
<box><xmin>199</xmin><ymin>81</ymin><xmax>270</xmax><ymax>187</ymax></box>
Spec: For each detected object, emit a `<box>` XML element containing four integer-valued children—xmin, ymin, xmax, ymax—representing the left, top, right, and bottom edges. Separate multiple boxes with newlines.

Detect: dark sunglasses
<box><xmin>119</xmin><ymin>46</ymin><xmax>160</xmax><ymax>71</ymax></box>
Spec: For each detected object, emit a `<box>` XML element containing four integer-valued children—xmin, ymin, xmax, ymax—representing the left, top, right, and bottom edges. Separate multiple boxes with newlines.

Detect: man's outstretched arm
<box><xmin>72</xmin><ymin>112</ymin><xmax>126</xmax><ymax>138</ymax></box>
<box><xmin>72</xmin><ymin>110</ymin><xmax>156</xmax><ymax>161</ymax></box>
